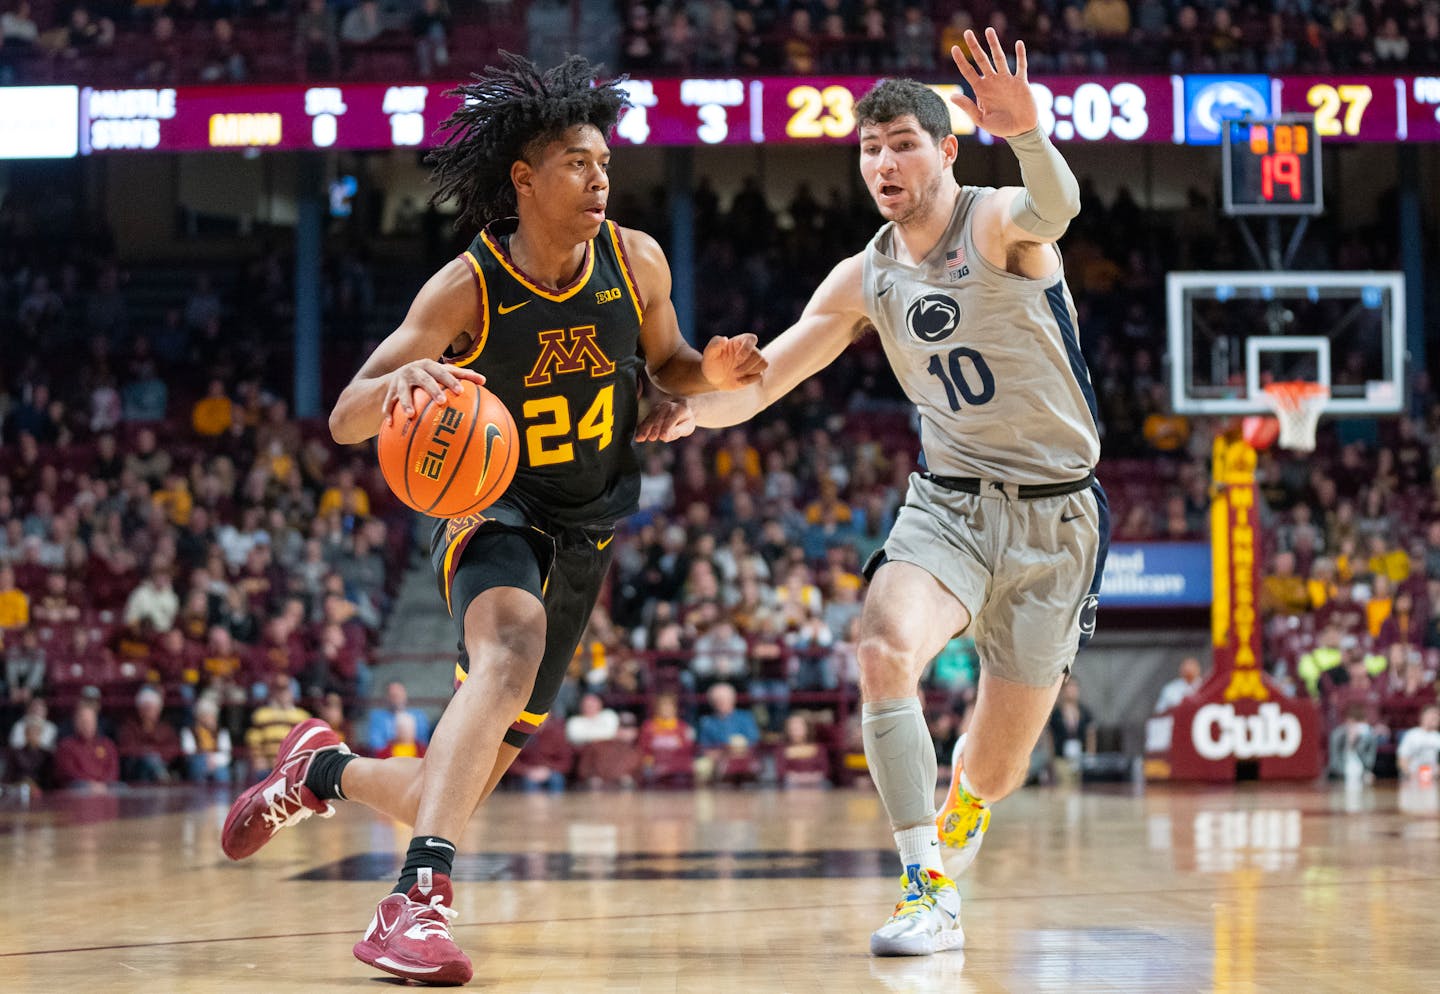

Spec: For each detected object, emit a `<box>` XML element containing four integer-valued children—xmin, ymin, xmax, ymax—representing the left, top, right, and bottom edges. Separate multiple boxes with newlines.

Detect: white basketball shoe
<box><xmin>869</xmin><ymin>867</ymin><xmax>964</xmax><ymax>957</ymax></box>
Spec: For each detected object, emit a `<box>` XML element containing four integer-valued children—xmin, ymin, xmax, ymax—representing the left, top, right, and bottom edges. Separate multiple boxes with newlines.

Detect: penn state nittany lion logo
<box><xmin>1077</xmin><ymin>593</ymin><xmax>1099</xmax><ymax>644</ymax></box>
<box><xmin>905</xmin><ymin>293</ymin><xmax>961</xmax><ymax>343</ymax></box>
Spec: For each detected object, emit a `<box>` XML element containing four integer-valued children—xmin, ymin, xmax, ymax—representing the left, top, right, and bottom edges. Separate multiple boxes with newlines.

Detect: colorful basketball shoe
<box><xmin>353</xmin><ymin>870</ymin><xmax>473</xmax><ymax>986</ymax></box>
<box><xmin>221</xmin><ymin>718</ymin><xmax>349</xmax><ymax>860</ymax></box>
<box><xmin>936</xmin><ymin>733</ymin><xmax>990</xmax><ymax>874</ymax></box>
<box><xmin>869</xmin><ymin>867</ymin><xmax>964</xmax><ymax>957</ymax></box>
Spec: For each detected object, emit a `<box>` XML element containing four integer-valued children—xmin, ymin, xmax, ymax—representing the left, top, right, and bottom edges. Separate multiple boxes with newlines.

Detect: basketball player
<box><xmin>220</xmin><ymin>55</ymin><xmax>764</xmax><ymax>985</ymax></box>
<box><xmin>656</xmin><ymin>28</ymin><xmax>1110</xmax><ymax>955</ymax></box>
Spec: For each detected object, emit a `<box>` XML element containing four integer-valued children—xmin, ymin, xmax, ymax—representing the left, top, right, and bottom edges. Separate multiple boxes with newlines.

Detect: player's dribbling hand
<box><xmin>382</xmin><ymin>359</ymin><xmax>486</xmax><ymax>427</ymax></box>
<box><xmin>635</xmin><ymin>399</ymin><xmax>696</xmax><ymax>443</ymax></box>
<box><xmin>700</xmin><ymin>333</ymin><xmax>768</xmax><ymax>390</ymax></box>
<box><xmin>949</xmin><ymin>27</ymin><xmax>1038</xmax><ymax>139</ymax></box>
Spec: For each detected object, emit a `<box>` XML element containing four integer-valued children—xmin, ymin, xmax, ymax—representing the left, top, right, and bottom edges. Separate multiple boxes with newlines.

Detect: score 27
<box><xmin>1306</xmin><ymin>84</ymin><xmax>1372</xmax><ymax>137</ymax></box>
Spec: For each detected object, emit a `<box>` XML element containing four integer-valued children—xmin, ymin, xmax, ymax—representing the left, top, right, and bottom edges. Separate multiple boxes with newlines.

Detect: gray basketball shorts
<box><xmin>869</xmin><ymin>472</ymin><xmax>1110</xmax><ymax>686</ymax></box>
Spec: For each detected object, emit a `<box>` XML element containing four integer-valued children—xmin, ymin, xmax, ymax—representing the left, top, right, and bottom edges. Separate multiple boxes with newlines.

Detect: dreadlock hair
<box><xmin>426</xmin><ymin>53</ymin><xmax>630</xmax><ymax>232</ymax></box>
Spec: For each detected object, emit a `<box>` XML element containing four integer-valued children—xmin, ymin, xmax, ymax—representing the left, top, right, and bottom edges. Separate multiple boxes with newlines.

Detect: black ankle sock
<box><xmin>304</xmin><ymin>749</ymin><xmax>358</xmax><ymax>801</ymax></box>
<box><xmin>393</xmin><ymin>835</ymin><xmax>456</xmax><ymax>895</ymax></box>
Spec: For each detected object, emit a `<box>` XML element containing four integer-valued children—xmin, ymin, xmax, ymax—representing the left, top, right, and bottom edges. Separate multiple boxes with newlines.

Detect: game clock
<box><xmin>1222</xmin><ymin>116</ymin><xmax>1323</xmax><ymax>216</ymax></box>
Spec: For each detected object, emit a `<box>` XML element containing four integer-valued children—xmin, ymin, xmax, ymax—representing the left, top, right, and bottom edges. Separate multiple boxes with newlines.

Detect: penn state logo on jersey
<box><xmin>1077</xmin><ymin>593</ymin><xmax>1100</xmax><ymax>646</ymax></box>
<box><xmin>906</xmin><ymin>293</ymin><xmax>962</xmax><ymax>343</ymax></box>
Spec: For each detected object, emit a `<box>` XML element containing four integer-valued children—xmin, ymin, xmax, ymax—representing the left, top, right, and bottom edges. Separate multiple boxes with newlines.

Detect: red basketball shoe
<box><xmin>221</xmin><ymin>718</ymin><xmax>349</xmax><ymax>860</ymax></box>
<box><xmin>353</xmin><ymin>870</ymin><xmax>473</xmax><ymax>986</ymax></box>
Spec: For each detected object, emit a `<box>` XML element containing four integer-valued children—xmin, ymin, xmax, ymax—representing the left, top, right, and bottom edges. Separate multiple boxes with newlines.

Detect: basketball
<box><xmin>1241</xmin><ymin>414</ymin><xmax>1280</xmax><ymax>451</ymax></box>
<box><xmin>377</xmin><ymin>380</ymin><xmax>519</xmax><ymax>517</ymax></box>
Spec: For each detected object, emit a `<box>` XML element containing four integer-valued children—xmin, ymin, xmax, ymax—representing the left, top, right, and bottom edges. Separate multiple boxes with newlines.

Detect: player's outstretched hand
<box><xmin>635</xmin><ymin>399</ymin><xmax>696</xmax><ymax>443</ymax></box>
<box><xmin>701</xmin><ymin>333</ymin><xmax>768</xmax><ymax>391</ymax></box>
<box><xmin>382</xmin><ymin>359</ymin><xmax>486</xmax><ymax>427</ymax></box>
<box><xmin>949</xmin><ymin>27</ymin><xmax>1038</xmax><ymax>139</ymax></box>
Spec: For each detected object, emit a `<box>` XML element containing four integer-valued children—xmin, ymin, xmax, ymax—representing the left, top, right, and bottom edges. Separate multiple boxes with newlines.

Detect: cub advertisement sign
<box><xmin>1146</xmin><ymin>436</ymin><xmax>1322</xmax><ymax>780</ymax></box>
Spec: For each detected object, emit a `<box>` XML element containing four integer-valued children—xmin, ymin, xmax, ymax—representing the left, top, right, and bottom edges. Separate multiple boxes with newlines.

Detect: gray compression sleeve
<box><xmin>1006</xmin><ymin>126</ymin><xmax>1081</xmax><ymax>239</ymax></box>
<box><xmin>862</xmin><ymin>697</ymin><xmax>938</xmax><ymax>830</ymax></box>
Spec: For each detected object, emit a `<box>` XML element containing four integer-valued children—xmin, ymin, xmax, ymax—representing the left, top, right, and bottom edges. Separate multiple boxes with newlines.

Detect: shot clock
<box><xmin>1222</xmin><ymin>116</ymin><xmax>1323</xmax><ymax>216</ymax></box>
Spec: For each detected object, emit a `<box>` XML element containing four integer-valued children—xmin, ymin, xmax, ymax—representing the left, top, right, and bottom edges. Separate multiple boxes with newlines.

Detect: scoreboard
<box><xmin>79</xmin><ymin>84</ymin><xmax>445</xmax><ymax>153</ymax></box>
<box><xmin>1222</xmin><ymin>117</ymin><xmax>1322</xmax><ymax>216</ymax></box>
<box><xmin>2</xmin><ymin>73</ymin><xmax>1439</xmax><ymax>157</ymax></box>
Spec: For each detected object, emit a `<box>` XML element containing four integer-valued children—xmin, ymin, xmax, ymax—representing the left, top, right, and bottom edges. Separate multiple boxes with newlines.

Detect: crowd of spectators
<box><xmin>2</xmin><ymin>149</ymin><xmax>1436</xmax><ymax>796</ymax></box>
<box><xmin>0</xmin><ymin>187</ymin><xmax>419</xmax><ymax>794</ymax></box>
<box><xmin>617</xmin><ymin>0</ymin><xmax>1440</xmax><ymax>75</ymax></box>
<box><xmin>1252</xmin><ymin>434</ymin><xmax>1440</xmax><ymax>777</ymax></box>
<box><xmin>5</xmin><ymin>0</ymin><xmax>1440</xmax><ymax>87</ymax></box>
<box><xmin>0</xmin><ymin>0</ymin><xmax>463</xmax><ymax>85</ymax></box>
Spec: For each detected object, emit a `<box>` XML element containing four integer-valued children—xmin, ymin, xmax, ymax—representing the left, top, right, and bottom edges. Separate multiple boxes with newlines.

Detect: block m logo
<box><xmin>524</xmin><ymin>325</ymin><xmax>616</xmax><ymax>388</ymax></box>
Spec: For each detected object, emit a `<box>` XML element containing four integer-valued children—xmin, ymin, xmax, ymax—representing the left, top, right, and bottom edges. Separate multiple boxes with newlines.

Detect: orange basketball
<box><xmin>377</xmin><ymin>380</ymin><xmax>518</xmax><ymax>517</ymax></box>
<box><xmin>1241</xmin><ymin>414</ymin><xmax>1280</xmax><ymax>451</ymax></box>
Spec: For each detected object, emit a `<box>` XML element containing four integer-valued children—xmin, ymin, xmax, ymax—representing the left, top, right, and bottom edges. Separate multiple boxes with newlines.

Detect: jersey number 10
<box><xmin>926</xmin><ymin>347</ymin><xmax>996</xmax><ymax>411</ymax></box>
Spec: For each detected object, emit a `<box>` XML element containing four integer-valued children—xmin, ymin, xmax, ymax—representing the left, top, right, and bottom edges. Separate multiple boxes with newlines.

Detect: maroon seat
<box><xmin>777</xmin><ymin>742</ymin><xmax>832</xmax><ymax>784</ymax></box>
<box><xmin>574</xmin><ymin>740</ymin><xmax>641</xmax><ymax>785</ymax></box>
<box><xmin>708</xmin><ymin>746</ymin><xmax>762</xmax><ymax>785</ymax></box>
<box><xmin>504</xmin><ymin>721</ymin><xmax>573</xmax><ymax>785</ymax></box>
<box><xmin>646</xmin><ymin>743</ymin><xmax>696</xmax><ymax>786</ymax></box>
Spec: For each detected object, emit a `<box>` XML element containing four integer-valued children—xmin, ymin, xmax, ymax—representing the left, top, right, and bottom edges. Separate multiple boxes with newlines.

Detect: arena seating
<box><xmin>2</xmin><ymin>123</ymin><xmax>1434</xmax><ymax>790</ymax></box>
<box><xmin>4</xmin><ymin>0</ymin><xmax>1437</xmax><ymax>88</ymax></box>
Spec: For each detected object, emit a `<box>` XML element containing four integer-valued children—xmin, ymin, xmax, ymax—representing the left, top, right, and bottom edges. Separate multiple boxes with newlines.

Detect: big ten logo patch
<box><xmin>524</xmin><ymin>325</ymin><xmax>617</xmax><ymax>387</ymax></box>
<box><xmin>595</xmin><ymin>287</ymin><xmax>622</xmax><ymax>305</ymax></box>
<box><xmin>417</xmin><ymin>405</ymin><xmax>466</xmax><ymax>480</ymax></box>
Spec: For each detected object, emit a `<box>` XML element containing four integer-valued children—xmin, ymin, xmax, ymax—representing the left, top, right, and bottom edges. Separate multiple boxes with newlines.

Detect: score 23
<box><xmin>784</xmin><ymin>81</ymin><xmax>1148</xmax><ymax>142</ymax></box>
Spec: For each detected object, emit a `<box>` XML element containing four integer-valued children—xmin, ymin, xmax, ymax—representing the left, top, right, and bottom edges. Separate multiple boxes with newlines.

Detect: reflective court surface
<box><xmin>2</xmin><ymin>782</ymin><xmax>1438</xmax><ymax>992</ymax></box>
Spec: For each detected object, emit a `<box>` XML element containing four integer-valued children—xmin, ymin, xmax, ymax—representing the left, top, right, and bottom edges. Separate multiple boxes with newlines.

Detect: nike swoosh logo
<box><xmin>497</xmin><ymin>300</ymin><xmax>530</xmax><ymax>314</ymax></box>
<box><xmin>876</xmin><ymin>727</ymin><xmax>895</xmax><ymax>738</ymax></box>
<box><xmin>472</xmin><ymin>423</ymin><xmax>504</xmax><ymax>497</ymax></box>
<box><xmin>596</xmin><ymin>534</ymin><xmax>614</xmax><ymax>551</ymax></box>
<box><xmin>1061</xmin><ymin>512</ymin><xmax>1084</xmax><ymax>523</ymax></box>
<box><xmin>877</xmin><ymin>283</ymin><xmax>894</xmax><ymax>297</ymax></box>
<box><xmin>376</xmin><ymin>904</ymin><xmax>399</xmax><ymax>937</ymax></box>
<box><xmin>425</xmin><ymin>838</ymin><xmax>456</xmax><ymax>852</ymax></box>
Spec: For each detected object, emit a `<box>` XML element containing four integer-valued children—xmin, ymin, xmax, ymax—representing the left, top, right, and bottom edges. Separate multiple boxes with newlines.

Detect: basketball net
<box><xmin>1261</xmin><ymin>381</ymin><xmax>1329</xmax><ymax>452</ymax></box>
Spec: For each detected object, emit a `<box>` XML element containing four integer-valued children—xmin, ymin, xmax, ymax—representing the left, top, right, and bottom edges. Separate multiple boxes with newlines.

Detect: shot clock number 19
<box><xmin>1222</xmin><ymin>116</ymin><xmax>1323</xmax><ymax>216</ymax></box>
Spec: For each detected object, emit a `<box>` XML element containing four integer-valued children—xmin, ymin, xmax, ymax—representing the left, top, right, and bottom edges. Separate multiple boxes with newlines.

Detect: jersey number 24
<box><xmin>522</xmin><ymin>385</ymin><xmax>614</xmax><ymax>466</ymax></box>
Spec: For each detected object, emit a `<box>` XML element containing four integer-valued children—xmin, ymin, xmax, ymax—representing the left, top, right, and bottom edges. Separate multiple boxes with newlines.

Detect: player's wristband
<box><xmin>1006</xmin><ymin>126</ymin><xmax>1080</xmax><ymax>239</ymax></box>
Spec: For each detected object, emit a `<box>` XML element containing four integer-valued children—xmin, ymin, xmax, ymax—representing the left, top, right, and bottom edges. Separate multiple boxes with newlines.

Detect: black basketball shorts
<box><xmin>429</xmin><ymin>496</ymin><xmax>614</xmax><ymax>748</ymax></box>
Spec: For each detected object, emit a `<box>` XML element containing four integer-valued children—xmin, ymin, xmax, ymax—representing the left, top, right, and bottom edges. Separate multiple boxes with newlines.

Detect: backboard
<box><xmin>1166</xmin><ymin>271</ymin><xmax>1406</xmax><ymax>415</ymax></box>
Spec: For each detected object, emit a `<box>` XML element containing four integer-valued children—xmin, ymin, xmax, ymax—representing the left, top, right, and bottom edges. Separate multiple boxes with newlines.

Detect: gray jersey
<box><xmin>861</xmin><ymin>186</ymin><xmax>1100</xmax><ymax>485</ymax></box>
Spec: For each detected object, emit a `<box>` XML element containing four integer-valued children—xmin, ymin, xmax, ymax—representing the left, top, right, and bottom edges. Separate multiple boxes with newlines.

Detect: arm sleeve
<box><xmin>1005</xmin><ymin>127</ymin><xmax>1081</xmax><ymax>240</ymax></box>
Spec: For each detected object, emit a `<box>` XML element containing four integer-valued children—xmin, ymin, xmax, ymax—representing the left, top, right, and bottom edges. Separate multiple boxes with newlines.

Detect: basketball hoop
<box><xmin>1261</xmin><ymin>381</ymin><xmax>1329</xmax><ymax>452</ymax></box>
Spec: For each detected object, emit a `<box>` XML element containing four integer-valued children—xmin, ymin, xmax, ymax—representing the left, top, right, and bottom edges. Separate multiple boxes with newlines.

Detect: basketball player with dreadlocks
<box><xmin>220</xmin><ymin>55</ymin><xmax>765</xmax><ymax>985</ymax></box>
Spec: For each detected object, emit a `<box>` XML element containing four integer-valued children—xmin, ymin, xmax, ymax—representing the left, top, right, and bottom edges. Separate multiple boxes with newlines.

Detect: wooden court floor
<box><xmin>2</xmin><ymin>780</ymin><xmax>1438</xmax><ymax>993</ymax></box>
